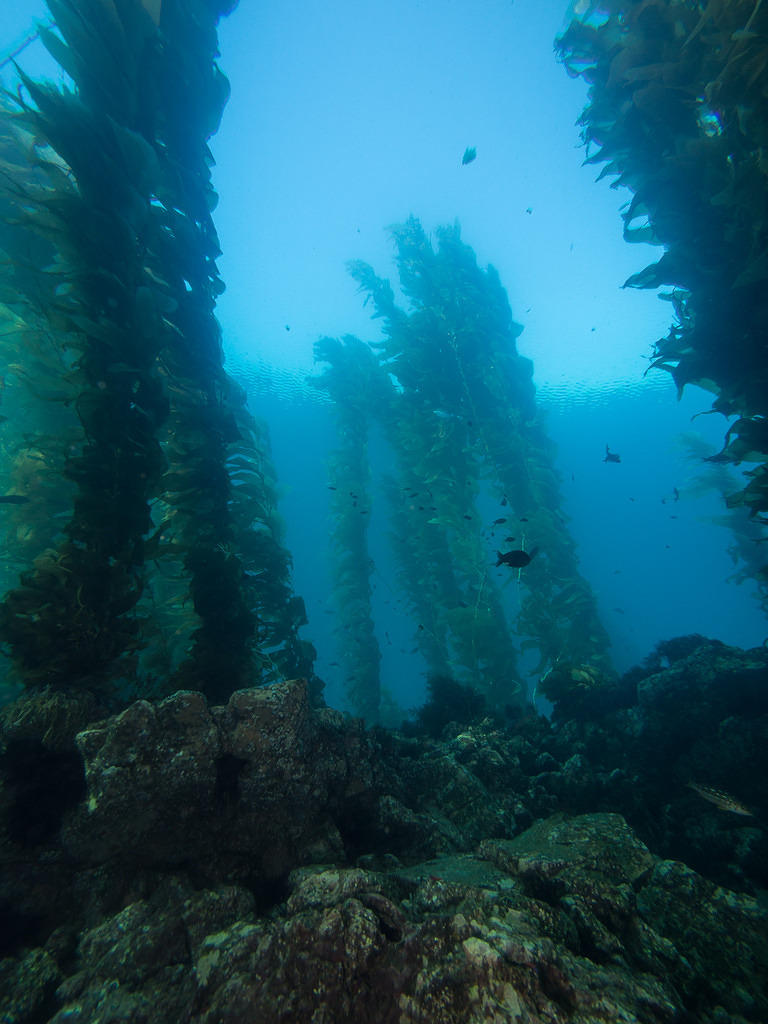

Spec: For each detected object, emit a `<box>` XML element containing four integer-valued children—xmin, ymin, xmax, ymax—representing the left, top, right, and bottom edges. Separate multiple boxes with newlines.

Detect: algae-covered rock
<box><xmin>1</xmin><ymin>645</ymin><xmax>767</xmax><ymax>1022</ymax></box>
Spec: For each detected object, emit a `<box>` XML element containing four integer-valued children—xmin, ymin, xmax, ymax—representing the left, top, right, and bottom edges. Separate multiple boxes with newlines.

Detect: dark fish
<box><xmin>0</xmin><ymin>495</ymin><xmax>30</xmax><ymax>505</ymax></box>
<box><xmin>504</xmin><ymin>536</ymin><xmax>515</xmax><ymax>543</ymax></box>
<box><xmin>461</xmin><ymin>146</ymin><xmax>477</xmax><ymax>165</ymax></box>
<box><xmin>501</xmin><ymin>496</ymin><xmax>508</xmax><ymax>506</ymax></box>
<box><xmin>673</xmin><ymin>487</ymin><xmax>680</xmax><ymax>502</ymax></box>
<box><xmin>604</xmin><ymin>445</ymin><xmax>621</xmax><ymax>463</ymax></box>
<box><xmin>496</xmin><ymin>547</ymin><xmax>538</xmax><ymax>568</ymax></box>
<box><xmin>493</xmin><ymin>517</ymin><xmax>507</xmax><ymax>525</ymax></box>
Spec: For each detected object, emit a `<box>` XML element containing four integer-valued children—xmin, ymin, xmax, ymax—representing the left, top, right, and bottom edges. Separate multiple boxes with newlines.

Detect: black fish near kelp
<box><xmin>604</xmin><ymin>445</ymin><xmax>621</xmax><ymax>463</ymax></box>
<box><xmin>461</xmin><ymin>146</ymin><xmax>477</xmax><ymax>165</ymax></box>
<box><xmin>496</xmin><ymin>547</ymin><xmax>538</xmax><ymax>568</ymax></box>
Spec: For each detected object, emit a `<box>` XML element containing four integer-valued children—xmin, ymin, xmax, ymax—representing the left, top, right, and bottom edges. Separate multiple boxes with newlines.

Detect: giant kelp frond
<box><xmin>0</xmin><ymin>0</ymin><xmax>290</xmax><ymax>704</ymax></box>
<box><xmin>313</xmin><ymin>335</ymin><xmax>389</xmax><ymax>720</ymax></box>
<box><xmin>335</xmin><ymin>218</ymin><xmax>612</xmax><ymax>707</ymax></box>
<box><xmin>557</xmin><ymin>0</ymin><xmax>768</xmax><ymax>544</ymax></box>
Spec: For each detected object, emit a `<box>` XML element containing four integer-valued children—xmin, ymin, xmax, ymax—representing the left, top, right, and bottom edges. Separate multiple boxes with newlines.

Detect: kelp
<box><xmin>0</xmin><ymin>0</ymin><xmax>317</xmax><ymax>705</ymax></box>
<box><xmin>0</xmin><ymin>47</ymin><xmax>171</xmax><ymax>692</ymax></box>
<box><xmin>557</xmin><ymin>0</ymin><xmax>768</xmax><ymax>561</ymax></box>
<box><xmin>318</xmin><ymin>218</ymin><xmax>610</xmax><ymax>713</ymax></box>
<box><xmin>313</xmin><ymin>335</ymin><xmax>388</xmax><ymax>721</ymax></box>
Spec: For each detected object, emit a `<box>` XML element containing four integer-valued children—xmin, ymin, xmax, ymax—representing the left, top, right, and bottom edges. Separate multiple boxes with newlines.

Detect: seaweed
<box><xmin>557</xmin><ymin>0</ymin><xmax>768</xmax><ymax>574</ymax></box>
<box><xmin>317</xmin><ymin>219</ymin><xmax>611</xmax><ymax>716</ymax></box>
<box><xmin>313</xmin><ymin>336</ymin><xmax>390</xmax><ymax>720</ymax></box>
<box><xmin>0</xmin><ymin>0</ymin><xmax>316</xmax><ymax>705</ymax></box>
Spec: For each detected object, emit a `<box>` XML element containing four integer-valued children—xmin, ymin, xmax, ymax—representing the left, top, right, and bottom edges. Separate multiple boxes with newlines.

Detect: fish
<box><xmin>687</xmin><ymin>782</ymin><xmax>753</xmax><ymax>816</ymax></box>
<box><xmin>496</xmin><ymin>547</ymin><xmax>538</xmax><ymax>568</ymax></box>
<box><xmin>604</xmin><ymin>445</ymin><xmax>621</xmax><ymax>463</ymax></box>
<box><xmin>493</xmin><ymin>517</ymin><xmax>507</xmax><ymax>525</ymax></box>
<box><xmin>0</xmin><ymin>495</ymin><xmax>30</xmax><ymax>505</ymax></box>
<box><xmin>461</xmin><ymin>147</ymin><xmax>477</xmax><ymax>166</ymax></box>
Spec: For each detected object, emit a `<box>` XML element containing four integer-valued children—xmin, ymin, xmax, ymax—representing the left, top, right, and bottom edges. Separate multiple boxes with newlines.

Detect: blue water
<box><xmin>232</xmin><ymin>358</ymin><xmax>766</xmax><ymax>716</ymax></box>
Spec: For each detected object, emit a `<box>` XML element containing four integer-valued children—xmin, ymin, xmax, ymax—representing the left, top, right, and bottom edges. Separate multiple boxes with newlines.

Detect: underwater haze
<box><xmin>213</xmin><ymin>0</ymin><xmax>767</xmax><ymax>710</ymax></box>
<box><xmin>2</xmin><ymin>4</ymin><xmax>768</xmax><ymax>1018</ymax></box>
<box><xmin>1</xmin><ymin>0</ymin><xmax>766</xmax><ymax>716</ymax></box>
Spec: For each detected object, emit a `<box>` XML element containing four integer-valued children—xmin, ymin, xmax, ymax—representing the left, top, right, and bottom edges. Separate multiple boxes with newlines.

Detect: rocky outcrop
<box><xmin>1</xmin><ymin>639</ymin><xmax>766</xmax><ymax>1021</ymax></box>
<box><xmin>4</xmin><ymin>813</ymin><xmax>766</xmax><ymax>1024</ymax></box>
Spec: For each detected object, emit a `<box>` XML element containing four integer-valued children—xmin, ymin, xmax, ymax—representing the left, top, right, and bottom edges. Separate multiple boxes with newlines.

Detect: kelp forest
<box><xmin>0</xmin><ymin>0</ymin><xmax>317</xmax><ymax>707</ymax></box>
<box><xmin>0</xmin><ymin>0</ymin><xmax>614</xmax><ymax>722</ymax></box>
<box><xmin>556</xmin><ymin>0</ymin><xmax>768</xmax><ymax>603</ymax></box>
<box><xmin>315</xmin><ymin>219</ymin><xmax>611</xmax><ymax>720</ymax></box>
<box><xmin>1</xmin><ymin>0</ymin><xmax>767</xmax><ymax>723</ymax></box>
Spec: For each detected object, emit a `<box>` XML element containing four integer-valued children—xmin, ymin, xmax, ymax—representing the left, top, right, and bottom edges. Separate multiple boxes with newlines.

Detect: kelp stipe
<box><xmin>0</xmin><ymin>0</ymin><xmax>317</xmax><ymax>705</ymax></box>
<box><xmin>319</xmin><ymin>219</ymin><xmax>611</xmax><ymax>715</ymax></box>
<box><xmin>556</xmin><ymin>0</ymin><xmax>768</xmax><ymax>576</ymax></box>
<box><xmin>314</xmin><ymin>336</ymin><xmax>388</xmax><ymax>721</ymax></box>
<box><xmin>0</xmin><ymin>9</ymin><xmax>173</xmax><ymax>695</ymax></box>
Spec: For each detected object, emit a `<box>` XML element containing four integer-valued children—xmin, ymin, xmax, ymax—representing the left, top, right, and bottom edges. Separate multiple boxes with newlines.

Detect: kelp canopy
<box><xmin>0</xmin><ymin>0</ymin><xmax>318</xmax><ymax>706</ymax></box>
<box><xmin>316</xmin><ymin>218</ymin><xmax>612</xmax><ymax>720</ymax></box>
<box><xmin>557</xmin><ymin>0</ymin><xmax>768</xmax><ymax>573</ymax></box>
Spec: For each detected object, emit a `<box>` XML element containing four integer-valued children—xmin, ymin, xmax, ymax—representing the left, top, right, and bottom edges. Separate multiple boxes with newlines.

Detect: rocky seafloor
<box><xmin>1</xmin><ymin>636</ymin><xmax>767</xmax><ymax>1023</ymax></box>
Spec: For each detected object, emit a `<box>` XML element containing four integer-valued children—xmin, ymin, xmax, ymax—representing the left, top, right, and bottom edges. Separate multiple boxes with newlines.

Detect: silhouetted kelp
<box><xmin>315</xmin><ymin>218</ymin><xmax>612</xmax><ymax>720</ymax></box>
<box><xmin>557</xmin><ymin>0</ymin><xmax>768</xmax><ymax>577</ymax></box>
<box><xmin>0</xmin><ymin>0</ymin><xmax>318</xmax><ymax>706</ymax></box>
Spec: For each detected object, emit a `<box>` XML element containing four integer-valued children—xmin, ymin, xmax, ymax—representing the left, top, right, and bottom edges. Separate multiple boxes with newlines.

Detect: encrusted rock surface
<box><xmin>0</xmin><ymin>639</ymin><xmax>766</xmax><ymax>1022</ymax></box>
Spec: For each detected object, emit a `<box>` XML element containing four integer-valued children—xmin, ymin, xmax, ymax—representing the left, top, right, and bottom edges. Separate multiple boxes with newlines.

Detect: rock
<box><xmin>1</xmin><ymin>643</ymin><xmax>767</xmax><ymax>1021</ymax></box>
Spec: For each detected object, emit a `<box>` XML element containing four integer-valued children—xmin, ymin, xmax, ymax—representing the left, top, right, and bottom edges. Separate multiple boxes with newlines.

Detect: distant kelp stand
<box><xmin>313</xmin><ymin>336</ymin><xmax>390</xmax><ymax>721</ymax></box>
<box><xmin>557</xmin><ymin>0</ymin><xmax>768</xmax><ymax>586</ymax></box>
<box><xmin>317</xmin><ymin>218</ymin><xmax>611</xmax><ymax>717</ymax></box>
<box><xmin>0</xmin><ymin>0</ymin><xmax>317</xmax><ymax>705</ymax></box>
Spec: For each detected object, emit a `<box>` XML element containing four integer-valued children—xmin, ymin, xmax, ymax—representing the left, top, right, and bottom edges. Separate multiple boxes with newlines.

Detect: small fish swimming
<box><xmin>496</xmin><ymin>547</ymin><xmax>538</xmax><ymax>568</ymax></box>
<box><xmin>687</xmin><ymin>782</ymin><xmax>753</xmax><ymax>816</ymax></box>
<box><xmin>604</xmin><ymin>445</ymin><xmax>621</xmax><ymax>463</ymax></box>
<box><xmin>461</xmin><ymin>146</ymin><xmax>477</xmax><ymax>166</ymax></box>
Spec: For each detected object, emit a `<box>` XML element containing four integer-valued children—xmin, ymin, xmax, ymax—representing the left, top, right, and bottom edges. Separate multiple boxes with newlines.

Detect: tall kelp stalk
<box><xmin>0</xmin><ymin>2</ymin><xmax>175</xmax><ymax>693</ymax></box>
<box><xmin>138</xmin><ymin>0</ymin><xmax>257</xmax><ymax>699</ymax></box>
<box><xmin>314</xmin><ymin>336</ymin><xmax>387</xmax><ymax>721</ymax></box>
<box><xmin>0</xmin><ymin>99</ymin><xmax>83</xmax><ymax>700</ymax></box>
<box><xmin>557</xmin><ymin>0</ymin><xmax>768</xmax><ymax>588</ymax></box>
<box><xmin>349</xmin><ymin>218</ymin><xmax>611</xmax><ymax>704</ymax></box>
<box><xmin>224</xmin><ymin>383</ymin><xmax>321</xmax><ymax>701</ymax></box>
<box><xmin>0</xmin><ymin>0</ymin><xmax>316</xmax><ymax>704</ymax></box>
